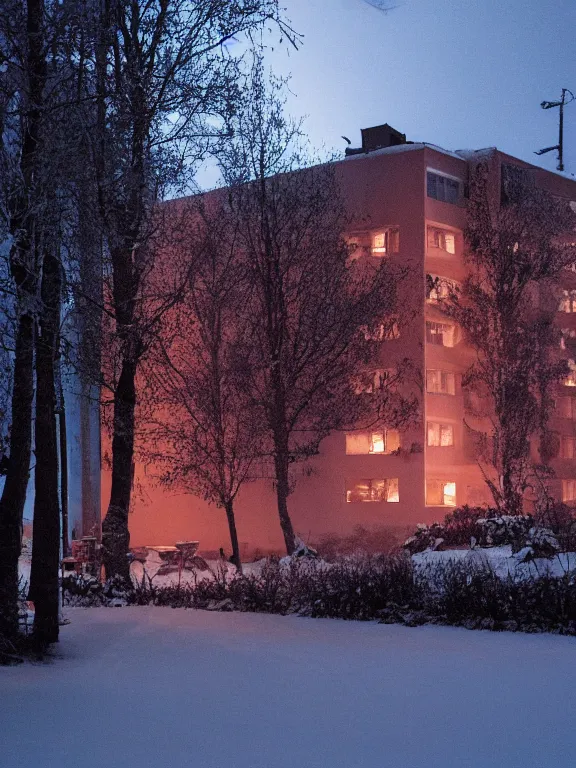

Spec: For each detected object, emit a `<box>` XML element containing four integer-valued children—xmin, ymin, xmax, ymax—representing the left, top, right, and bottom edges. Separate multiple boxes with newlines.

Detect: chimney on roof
<box><xmin>344</xmin><ymin>123</ymin><xmax>407</xmax><ymax>157</ymax></box>
<box><xmin>361</xmin><ymin>123</ymin><xmax>406</xmax><ymax>152</ymax></box>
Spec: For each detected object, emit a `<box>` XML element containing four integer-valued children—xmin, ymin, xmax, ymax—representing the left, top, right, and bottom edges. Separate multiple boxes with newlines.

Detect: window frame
<box><xmin>426</xmin><ymin>170</ymin><xmax>462</xmax><ymax>205</ymax></box>
<box><xmin>345</xmin><ymin>429</ymin><xmax>401</xmax><ymax>455</ymax></box>
<box><xmin>371</xmin><ymin>227</ymin><xmax>400</xmax><ymax>257</ymax></box>
<box><xmin>427</xmin><ymin>421</ymin><xmax>455</xmax><ymax>447</ymax></box>
<box><xmin>426</xmin><ymin>369</ymin><xmax>456</xmax><ymax>395</ymax></box>
<box><xmin>426</xmin><ymin>479</ymin><xmax>457</xmax><ymax>507</ymax></box>
<box><xmin>426</xmin><ymin>320</ymin><xmax>458</xmax><ymax>347</ymax></box>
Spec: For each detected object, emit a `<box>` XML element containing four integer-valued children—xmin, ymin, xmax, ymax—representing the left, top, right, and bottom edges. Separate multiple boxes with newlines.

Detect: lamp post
<box><xmin>535</xmin><ymin>88</ymin><xmax>574</xmax><ymax>172</ymax></box>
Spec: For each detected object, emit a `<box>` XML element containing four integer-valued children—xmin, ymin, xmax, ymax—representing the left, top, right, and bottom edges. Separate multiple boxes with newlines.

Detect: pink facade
<box><xmin>101</xmin><ymin>138</ymin><xmax>576</xmax><ymax>555</ymax></box>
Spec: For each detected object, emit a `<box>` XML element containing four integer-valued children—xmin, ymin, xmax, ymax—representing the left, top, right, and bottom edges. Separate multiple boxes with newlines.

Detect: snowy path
<box><xmin>2</xmin><ymin>608</ymin><xmax>576</xmax><ymax>768</ymax></box>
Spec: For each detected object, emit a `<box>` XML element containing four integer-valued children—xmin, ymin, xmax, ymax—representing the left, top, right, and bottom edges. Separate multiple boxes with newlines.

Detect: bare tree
<box><xmin>146</xmin><ymin>200</ymin><xmax>263</xmax><ymax>570</ymax></box>
<box><xmin>219</xmin><ymin>60</ymin><xmax>407</xmax><ymax>554</ymax></box>
<box><xmin>78</xmin><ymin>0</ymin><xmax>295</xmax><ymax>582</ymax></box>
<box><xmin>0</xmin><ymin>0</ymin><xmax>52</xmax><ymax>643</ymax></box>
<box><xmin>442</xmin><ymin>163</ymin><xmax>576</xmax><ymax>515</ymax></box>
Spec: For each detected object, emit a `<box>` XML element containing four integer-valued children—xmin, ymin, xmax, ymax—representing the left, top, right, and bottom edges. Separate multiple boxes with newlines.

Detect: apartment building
<box><xmin>102</xmin><ymin>125</ymin><xmax>576</xmax><ymax>554</ymax></box>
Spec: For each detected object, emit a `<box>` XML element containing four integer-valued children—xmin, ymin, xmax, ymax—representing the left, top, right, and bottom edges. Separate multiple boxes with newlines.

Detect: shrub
<box><xmin>314</xmin><ymin>525</ymin><xmax>401</xmax><ymax>560</ymax></box>
<box><xmin>442</xmin><ymin>505</ymin><xmax>493</xmax><ymax>546</ymax></box>
<box><xmin>61</xmin><ymin>553</ymin><xmax>576</xmax><ymax>635</ymax></box>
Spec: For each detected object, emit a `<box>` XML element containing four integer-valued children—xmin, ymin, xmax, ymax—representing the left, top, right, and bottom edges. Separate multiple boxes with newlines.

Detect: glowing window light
<box><xmin>427</xmin><ymin>422</ymin><xmax>454</xmax><ymax>447</ymax></box>
<box><xmin>345</xmin><ymin>478</ymin><xmax>400</xmax><ymax>503</ymax></box>
<box><xmin>426</xmin><ymin>479</ymin><xmax>457</xmax><ymax>506</ymax></box>
<box><xmin>345</xmin><ymin>430</ymin><xmax>400</xmax><ymax>455</ymax></box>
<box><xmin>371</xmin><ymin>228</ymin><xmax>399</xmax><ymax>256</ymax></box>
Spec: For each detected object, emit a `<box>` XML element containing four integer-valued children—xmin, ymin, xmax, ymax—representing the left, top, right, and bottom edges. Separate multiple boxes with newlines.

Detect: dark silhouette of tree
<box><xmin>146</xmin><ymin>200</ymin><xmax>263</xmax><ymax>570</ymax></box>
<box><xmin>442</xmin><ymin>163</ymin><xmax>576</xmax><ymax>514</ymax></box>
<box><xmin>219</xmin><ymin>59</ymin><xmax>409</xmax><ymax>554</ymax></box>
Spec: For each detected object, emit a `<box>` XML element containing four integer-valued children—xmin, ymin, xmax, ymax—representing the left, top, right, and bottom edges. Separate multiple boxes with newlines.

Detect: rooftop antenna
<box><xmin>535</xmin><ymin>88</ymin><xmax>574</xmax><ymax>172</ymax></box>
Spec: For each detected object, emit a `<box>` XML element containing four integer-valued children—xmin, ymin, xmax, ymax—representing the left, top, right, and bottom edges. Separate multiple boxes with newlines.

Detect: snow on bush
<box><xmin>61</xmin><ymin>551</ymin><xmax>576</xmax><ymax>635</ymax></box>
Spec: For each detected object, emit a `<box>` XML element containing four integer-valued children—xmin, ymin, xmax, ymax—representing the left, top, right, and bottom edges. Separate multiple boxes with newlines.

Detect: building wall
<box><xmin>100</xmin><ymin>144</ymin><xmax>576</xmax><ymax>554</ymax></box>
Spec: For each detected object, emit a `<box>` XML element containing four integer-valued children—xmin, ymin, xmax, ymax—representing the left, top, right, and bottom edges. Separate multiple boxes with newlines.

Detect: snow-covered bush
<box><xmin>476</xmin><ymin>515</ymin><xmax>533</xmax><ymax>550</ymax></box>
<box><xmin>61</xmin><ymin>552</ymin><xmax>576</xmax><ymax>635</ymax></box>
<box><xmin>403</xmin><ymin>523</ymin><xmax>446</xmax><ymax>554</ymax></box>
<box><xmin>442</xmin><ymin>506</ymin><xmax>492</xmax><ymax>546</ymax></box>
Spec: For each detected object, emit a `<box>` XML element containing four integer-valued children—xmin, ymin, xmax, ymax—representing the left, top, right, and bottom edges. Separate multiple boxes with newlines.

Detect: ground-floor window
<box><xmin>426</xmin><ymin>479</ymin><xmax>457</xmax><ymax>506</ymax></box>
<box><xmin>346</xmin><ymin>478</ymin><xmax>399</xmax><ymax>503</ymax></box>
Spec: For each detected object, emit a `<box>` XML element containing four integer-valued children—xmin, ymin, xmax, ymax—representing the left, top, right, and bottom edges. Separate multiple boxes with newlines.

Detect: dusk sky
<box><xmin>259</xmin><ymin>0</ymin><xmax>575</xmax><ymax>177</ymax></box>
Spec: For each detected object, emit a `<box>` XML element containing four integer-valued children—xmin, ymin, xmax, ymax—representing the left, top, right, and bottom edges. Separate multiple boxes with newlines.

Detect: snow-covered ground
<box><xmin>2</xmin><ymin>608</ymin><xmax>576</xmax><ymax>768</ymax></box>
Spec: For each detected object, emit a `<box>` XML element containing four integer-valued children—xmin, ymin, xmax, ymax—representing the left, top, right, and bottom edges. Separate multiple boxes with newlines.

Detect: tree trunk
<box><xmin>101</xmin><ymin>357</ymin><xmax>136</xmax><ymax>583</ymax></box>
<box><xmin>29</xmin><ymin>248</ymin><xmax>62</xmax><ymax>647</ymax></box>
<box><xmin>58</xmin><ymin>393</ymin><xmax>70</xmax><ymax>557</ymax></box>
<box><xmin>0</xmin><ymin>314</ymin><xmax>35</xmax><ymax>642</ymax></box>
<box><xmin>273</xmin><ymin>448</ymin><xmax>296</xmax><ymax>555</ymax></box>
<box><xmin>224</xmin><ymin>500</ymin><xmax>242</xmax><ymax>572</ymax></box>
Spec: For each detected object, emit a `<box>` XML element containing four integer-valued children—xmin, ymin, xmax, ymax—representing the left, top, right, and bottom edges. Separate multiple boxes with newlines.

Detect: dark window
<box><xmin>427</xmin><ymin>171</ymin><xmax>460</xmax><ymax>204</ymax></box>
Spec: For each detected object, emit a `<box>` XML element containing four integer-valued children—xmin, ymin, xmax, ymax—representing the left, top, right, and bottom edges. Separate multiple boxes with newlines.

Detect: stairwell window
<box><xmin>426</xmin><ymin>479</ymin><xmax>457</xmax><ymax>506</ymax></box>
<box><xmin>559</xmin><ymin>290</ymin><xmax>576</xmax><ymax>313</ymax></box>
<box><xmin>561</xmin><ymin>436</ymin><xmax>576</xmax><ymax>459</ymax></box>
<box><xmin>426</xmin><ymin>321</ymin><xmax>457</xmax><ymax>347</ymax></box>
<box><xmin>426</xmin><ymin>369</ymin><xmax>456</xmax><ymax>395</ymax></box>
<box><xmin>564</xmin><ymin>360</ymin><xmax>576</xmax><ymax>387</ymax></box>
<box><xmin>371</xmin><ymin>228</ymin><xmax>399</xmax><ymax>256</ymax></box>
<box><xmin>560</xmin><ymin>329</ymin><xmax>576</xmax><ymax>349</ymax></box>
<box><xmin>353</xmin><ymin>368</ymin><xmax>396</xmax><ymax>394</ymax></box>
<box><xmin>426</xmin><ymin>274</ymin><xmax>459</xmax><ymax>302</ymax></box>
<box><xmin>427</xmin><ymin>228</ymin><xmax>456</xmax><ymax>254</ymax></box>
<box><xmin>346</xmin><ymin>478</ymin><xmax>399</xmax><ymax>503</ymax></box>
<box><xmin>427</xmin><ymin>172</ymin><xmax>461</xmax><ymax>204</ymax></box>
<box><xmin>562</xmin><ymin>479</ymin><xmax>576</xmax><ymax>503</ymax></box>
<box><xmin>427</xmin><ymin>422</ymin><xmax>454</xmax><ymax>447</ymax></box>
<box><xmin>558</xmin><ymin>397</ymin><xmax>576</xmax><ymax>419</ymax></box>
<box><xmin>345</xmin><ymin>429</ymin><xmax>401</xmax><ymax>455</ymax></box>
<box><xmin>362</xmin><ymin>317</ymin><xmax>400</xmax><ymax>341</ymax></box>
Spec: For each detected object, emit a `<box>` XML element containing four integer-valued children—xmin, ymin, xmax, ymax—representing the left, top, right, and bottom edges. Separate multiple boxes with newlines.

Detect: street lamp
<box><xmin>535</xmin><ymin>88</ymin><xmax>574</xmax><ymax>172</ymax></box>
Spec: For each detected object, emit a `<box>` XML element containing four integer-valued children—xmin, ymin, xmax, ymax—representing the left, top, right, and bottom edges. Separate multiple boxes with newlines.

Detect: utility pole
<box><xmin>535</xmin><ymin>88</ymin><xmax>574</xmax><ymax>172</ymax></box>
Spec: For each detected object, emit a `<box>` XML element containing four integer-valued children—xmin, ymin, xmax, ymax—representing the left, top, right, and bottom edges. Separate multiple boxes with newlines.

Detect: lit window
<box><xmin>346</xmin><ymin>478</ymin><xmax>399</xmax><ymax>503</ymax></box>
<box><xmin>426</xmin><ymin>274</ymin><xmax>459</xmax><ymax>302</ymax></box>
<box><xmin>427</xmin><ymin>172</ymin><xmax>461</xmax><ymax>204</ymax></box>
<box><xmin>564</xmin><ymin>360</ymin><xmax>576</xmax><ymax>387</ymax></box>
<box><xmin>561</xmin><ymin>436</ymin><xmax>576</xmax><ymax>459</ymax></box>
<box><xmin>345</xmin><ymin>429</ymin><xmax>401</xmax><ymax>455</ymax></box>
<box><xmin>371</xmin><ymin>228</ymin><xmax>399</xmax><ymax>256</ymax></box>
<box><xmin>559</xmin><ymin>290</ymin><xmax>576</xmax><ymax>313</ymax></box>
<box><xmin>426</xmin><ymin>479</ymin><xmax>457</xmax><ymax>506</ymax></box>
<box><xmin>426</xmin><ymin>321</ymin><xmax>457</xmax><ymax>347</ymax></box>
<box><xmin>426</xmin><ymin>369</ymin><xmax>456</xmax><ymax>395</ymax></box>
<box><xmin>562</xmin><ymin>479</ymin><xmax>576</xmax><ymax>503</ymax></box>
<box><xmin>427</xmin><ymin>422</ymin><xmax>454</xmax><ymax>447</ymax></box>
<box><xmin>427</xmin><ymin>227</ymin><xmax>456</xmax><ymax>253</ymax></box>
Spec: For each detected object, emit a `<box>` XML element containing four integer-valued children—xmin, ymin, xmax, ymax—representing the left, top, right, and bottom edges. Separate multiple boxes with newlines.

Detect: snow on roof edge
<box><xmin>341</xmin><ymin>142</ymin><xmax>465</xmax><ymax>163</ymax></box>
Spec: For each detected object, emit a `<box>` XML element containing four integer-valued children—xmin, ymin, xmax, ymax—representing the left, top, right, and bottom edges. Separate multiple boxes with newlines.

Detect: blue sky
<box><xmin>260</xmin><ymin>0</ymin><xmax>575</xmax><ymax>177</ymax></box>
